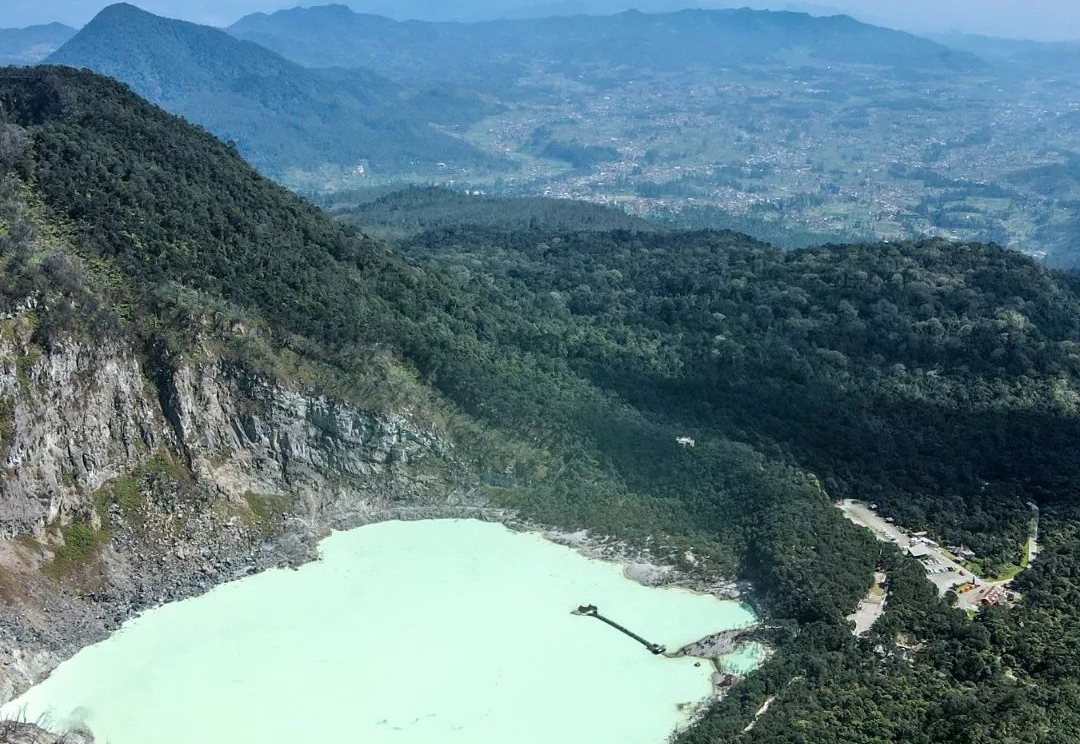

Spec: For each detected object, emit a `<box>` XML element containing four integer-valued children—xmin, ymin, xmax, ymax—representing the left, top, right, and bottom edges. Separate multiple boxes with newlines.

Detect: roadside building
<box><xmin>908</xmin><ymin>544</ymin><xmax>934</xmax><ymax>560</ymax></box>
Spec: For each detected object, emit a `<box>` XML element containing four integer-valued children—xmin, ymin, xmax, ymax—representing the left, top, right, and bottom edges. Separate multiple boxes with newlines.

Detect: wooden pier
<box><xmin>576</xmin><ymin>605</ymin><xmax>666</xmax><ymax>655</ymax></box>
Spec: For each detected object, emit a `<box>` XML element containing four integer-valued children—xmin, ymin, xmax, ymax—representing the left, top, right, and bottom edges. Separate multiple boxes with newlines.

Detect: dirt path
<box><xmin>1026</xmin><ymin>502</ymin><xmax>1040</xmax><ymax>565</ymax></box>
<box><xmin>847</xmin><ymin>571</ymin><xmax>888</xmax><ymax>636</ymax></box>
<box><xmin>742</xmin><ymin>695</ymin><xmax>777</xmax><ymax>733</ymax></box>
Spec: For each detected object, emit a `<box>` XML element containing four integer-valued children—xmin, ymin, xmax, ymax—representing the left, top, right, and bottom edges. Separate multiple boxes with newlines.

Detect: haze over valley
<box><xmin>12</xmin><ymin>3</ymin><xmax>1077</xmax><ymax>263</ymax></box>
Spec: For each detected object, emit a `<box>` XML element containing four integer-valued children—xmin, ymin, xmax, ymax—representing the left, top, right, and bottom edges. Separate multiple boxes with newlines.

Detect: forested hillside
<box><xmin>329</xmin><ymin>186</ymin><xmax>655</xmax><ymax>238</ymax></box>
<box><xmin>227</xmin><ymin>5</ymin><xmax>1080</xmax><ymax>266</ymax></box>
<box><xmin>46</xmin><ymin>4</ymin><xmax>502</xmax><ymax>179</ymax></box>
<box><xmin>396</xmin><ymin>227</ymin><xmax>1080</xmax><ymax>568</ymax></box>
<box><xmin>3</xmin><ymin>66</ymin><xmax>1080</xmax><ymax>742</ymax></box>
<box><xmin>0</xmin><ymin>23</ymin><xmax>75</xmax><ymax>66</ymax></box>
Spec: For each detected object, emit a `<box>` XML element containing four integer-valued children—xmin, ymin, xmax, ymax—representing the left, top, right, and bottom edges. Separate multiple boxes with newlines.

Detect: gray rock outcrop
<box><xmin>0</xmin><ymin>315</ymin><xmax>470</xmax><ymax>706</ymax></box>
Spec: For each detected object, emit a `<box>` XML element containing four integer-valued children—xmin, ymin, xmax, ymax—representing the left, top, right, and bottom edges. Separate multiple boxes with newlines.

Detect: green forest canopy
<box><xmin>2</xmin><ymin>66</ymin><xmax>1080</xmax><ymax>742</ymax></box>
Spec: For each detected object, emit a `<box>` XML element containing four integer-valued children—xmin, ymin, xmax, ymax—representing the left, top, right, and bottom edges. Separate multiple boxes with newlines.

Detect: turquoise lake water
<box><xmin>4</xmin><ymin>519</ymin><xmax>759</xmax><ymax>744</ymax></box>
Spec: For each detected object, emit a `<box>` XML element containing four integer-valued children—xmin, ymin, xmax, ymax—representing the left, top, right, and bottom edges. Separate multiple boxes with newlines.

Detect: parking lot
<box><xmin>837</xmin><ymin>499</ymin><xmax>1008</xmax><ymax>611</ymax></box>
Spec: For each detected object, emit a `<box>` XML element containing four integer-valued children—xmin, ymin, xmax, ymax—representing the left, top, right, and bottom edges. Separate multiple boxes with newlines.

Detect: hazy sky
<box><xmin>781</xmin><ymin>0</ymin><xmax>1080</xmax><ymax>41</ymax></box>
<box><xmin>3</xmin><ymin>0</ymin><xmax>1079</xmax><ymax>41</ymax></box>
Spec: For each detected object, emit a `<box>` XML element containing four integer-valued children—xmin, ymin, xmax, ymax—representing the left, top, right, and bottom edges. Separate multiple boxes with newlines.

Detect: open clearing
<box><xmin>847</xmin><ymin>571</ymin><xmax>888</xmax><ymax>636</ymax></box>
<box><xmin>837</xmin><ymin>500</ymin><xmax>1022</xmax><ymax>612</ymax></box>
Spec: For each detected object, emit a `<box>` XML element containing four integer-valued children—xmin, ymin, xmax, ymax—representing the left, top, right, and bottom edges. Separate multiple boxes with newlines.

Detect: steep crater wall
<box><xmin>0</xmin><ymin>319</ymin><xmax>469</xmax><ymax>702</ymax></box>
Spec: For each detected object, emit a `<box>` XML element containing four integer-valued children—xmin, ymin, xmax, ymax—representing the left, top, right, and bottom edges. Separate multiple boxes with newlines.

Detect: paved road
<box><xmin>1027</xmin><ymin>502</ymin><xmax>1041</xmax><ymax>565</ymax></box>
<box><xmin>837</xmin><ymin>500</ymin><xmax>996</xmax><ymax>610</ymax></box>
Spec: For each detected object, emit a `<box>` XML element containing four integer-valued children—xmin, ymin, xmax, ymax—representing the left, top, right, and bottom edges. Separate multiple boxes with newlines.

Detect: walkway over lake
<box><xmin>577</xmin><ymin>604</ymin><xmax>667</xmax><ymax>654</ymax></box>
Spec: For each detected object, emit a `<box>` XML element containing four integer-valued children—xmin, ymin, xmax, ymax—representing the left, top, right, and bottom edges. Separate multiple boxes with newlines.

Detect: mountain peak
<box><xmin>44</xmin><ymin>6</ymin><xmax>498</xmax><ymax>179</ymax></box>
<box><xmin>49</xmin><ymin>4</ymin><xmax>281</xmax><ymax>100</ymax></box>
<box><xmin>93</xmin><ymin>2</ymin><xmax>158</xmax><ymax>23</ymax></box>
<box><xmin>100</xmin><ymin>2</ymin><xmax>142</xmax><ymax>12</ymax></box>
<box><xmin>315</xmin><ymin>4</ymin><xmax>356</xmax><ymax>15</ymax></box>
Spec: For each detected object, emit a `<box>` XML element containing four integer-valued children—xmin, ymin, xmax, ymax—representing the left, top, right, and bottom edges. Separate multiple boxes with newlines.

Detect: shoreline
<box><xmin>341</xmin><ymin>511</ymin><xmax>768</xmax><ymax>715</ymax></box>
<box><xmin>361</xmin><ymin>504</ymin><xmax>753</xmax><ymax>605</ymax></box>
<box><xmin>2</xmin><ymin>502</ymin><xmax>766</xmax><ymax>738</ymax></box>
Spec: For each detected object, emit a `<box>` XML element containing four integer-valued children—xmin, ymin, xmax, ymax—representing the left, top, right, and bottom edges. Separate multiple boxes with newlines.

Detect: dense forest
<box><xmin>397</xmin><ymin>227</ymin><xmax>1080</xmax><ymax>567</ymax></box>
<box><xmin>390</xmin><ymin>223</ymin><xmax>1080</xmax><ymax>742</ymax></box>
<box><xmin>3</xmin><ymin>67</ymin><xmax>1080</xmax><ymax>742</ymax></box>
<box><xmin>329</xmin><ymin>186</ymin><xmax>653</xmax><ymax>238</ymax></box>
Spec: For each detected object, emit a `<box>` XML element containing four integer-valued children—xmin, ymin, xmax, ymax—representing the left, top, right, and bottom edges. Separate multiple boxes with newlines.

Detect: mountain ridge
<box><xmin>0</xmin><ymin>22</ymin><xmax>76</xmax><ymax>66</ymax></box>
<box><xmin>46</xmin><ymin>3</ymin><xmax>502</xmax><ymax>179</ymax></box>
<box><xmin>329</xmin><ymin>185</ymin><xmax>657</xmax><ymax>238</ymax></box>
<box><xmin>229</xmin><ymin>4</ymin><xmax>977</xmax><ymax>84</ymax></box>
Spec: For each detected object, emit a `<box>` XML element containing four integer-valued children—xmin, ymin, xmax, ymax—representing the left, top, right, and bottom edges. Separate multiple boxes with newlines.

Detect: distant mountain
<box><xmin>935</xmin><ymin>32</ymin><xmax>1080</xmax><ymax>78</ymax></box>
<box><xmin>0</xmin><ymin>23</ymin><xmax>76</xmax><ymax>65</ymax></box>
<box><xmin>230</xmin><ymin>5</ymin><xmax>976</xmax><ymax>87</ymax></box>
<box><xmin>311</xmin><ymin>0</ymin><xmax>676</xmax><ymax>22</ymax></box>
<box><xmin>289</xmin><ymin>0</ymin><xmax>852</xmax><ymax>23</ymax></box>
<box><xmin>47</xmin><ymin>4</ymin><xmax>502</xmax><ymax>180</ymax></box>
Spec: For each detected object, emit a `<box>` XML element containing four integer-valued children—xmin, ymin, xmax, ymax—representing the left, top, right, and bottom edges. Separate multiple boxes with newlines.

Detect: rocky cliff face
<box><xmin>0</xmin><ymin>720</ymin><xmax>92</xmax><ymax>744</ymax></box>
<box><xmin>0</xmin><ymin>322</ymin><xmax>162</xmax><ymax>538</ymax></box>
<box><xmin>162</xmin><ymin>359</ymin><xmax>450</xmax><ymax>524</ymax></box>
<box><xmin>0</xmin><ymin>310</ymin><xmax>469</xmax><ymax>704</ymax></box>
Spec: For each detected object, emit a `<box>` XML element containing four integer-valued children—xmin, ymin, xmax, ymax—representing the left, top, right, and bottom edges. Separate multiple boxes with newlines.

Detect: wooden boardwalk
<box><xmin>576</xmin><ymin>605</ymin><xmax>666</xmax><ymax>655</ymax></box>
